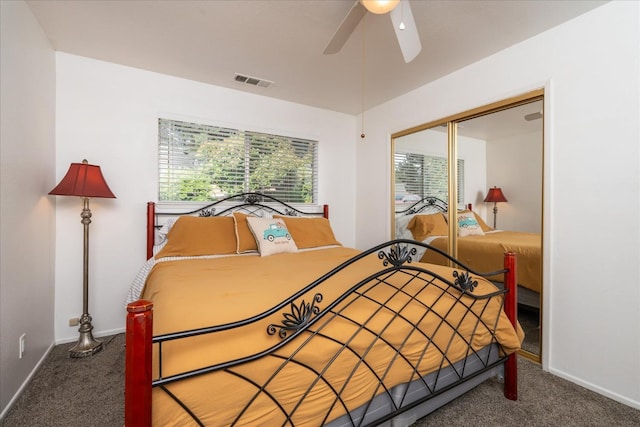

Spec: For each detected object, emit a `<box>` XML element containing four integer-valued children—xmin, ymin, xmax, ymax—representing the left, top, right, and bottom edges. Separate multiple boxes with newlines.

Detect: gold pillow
<box><xmin>273</xmin><ymin>216</ymin><xmax>341</xmax><ymax>249</ymax></box>
<box><xmin>155</xmin><ymin>216</ymin><xmax>237</xmax><ymax>259</ymax></box>
<box><xmin>406</xmin><ymin>213</ymin><xmax>449</xmax><ymax>241</ymax></box>
<box><xmin>232</xmin><ymin>212</ymin><xmax>259</xmax><ymax>253</ymax></box>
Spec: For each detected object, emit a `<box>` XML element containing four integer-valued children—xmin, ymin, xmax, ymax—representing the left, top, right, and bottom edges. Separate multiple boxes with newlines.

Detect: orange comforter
<box><xmin>421</xmin><ymin>231</ymin><xmax>542</xmax><ymax>293</ymax></box>
<box><xmin>141</xmin><ymin>247</ymin><xmax>521</xmax><ymax>426</ymax></box>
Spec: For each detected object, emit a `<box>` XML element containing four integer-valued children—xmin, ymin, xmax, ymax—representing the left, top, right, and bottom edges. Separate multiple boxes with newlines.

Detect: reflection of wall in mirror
<box><xmin>486</xmin><ymin>130</ymin><xmax>543</xmax><ymax>233</ymax></box>
<box><xmin>458</xmin><ymin>135</ymin><xmax>487</xmax><ymax>219</ymax></box>
<box><xmin>394</xmin><ymin>125</ymin><xmax>542</xmax><ymax>233</ymax></box>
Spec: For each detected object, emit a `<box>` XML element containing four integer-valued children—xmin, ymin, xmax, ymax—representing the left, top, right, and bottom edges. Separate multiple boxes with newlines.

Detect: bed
<box><xmin>125</xmin><ymin>192</ymin><xmax>522</xmax><ymax>426</ymax></box>
<box><xmin>395</xmin><ymin>197</ymin><xmax>541</xmax><ymax>308</ymax></box>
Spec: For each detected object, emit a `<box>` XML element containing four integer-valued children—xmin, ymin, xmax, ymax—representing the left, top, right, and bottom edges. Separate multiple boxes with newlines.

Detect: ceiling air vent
<box><xmin>234</xmin><ymin>73</ymin><xmax>273</xmax><ymax>88</ymax></box>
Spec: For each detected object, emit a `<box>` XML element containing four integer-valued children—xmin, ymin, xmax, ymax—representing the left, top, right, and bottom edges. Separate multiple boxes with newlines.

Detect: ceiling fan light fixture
<box><xmin>360</xmin><ymin>0</ymin><xmax>400</xmax><ymax>14</ymax></box>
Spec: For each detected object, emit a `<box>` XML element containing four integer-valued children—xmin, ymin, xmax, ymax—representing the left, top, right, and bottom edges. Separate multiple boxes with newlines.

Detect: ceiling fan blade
<box><xmin>323</xmin><ymin>1</ymin><xmax>367</xmax><ymax>55</ymax></box>
<box><xmin>390</xmin><ymin>0</ymin><xmax>422</xmax><ymax>63</ymax></box>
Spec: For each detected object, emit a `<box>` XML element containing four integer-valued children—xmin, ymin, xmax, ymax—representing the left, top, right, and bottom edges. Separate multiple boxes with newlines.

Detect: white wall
<box><xmin>0</xmin><ymin>0</ymin><xmax>56</xmax><ymax>416</ymax></box>
<box><xmin>356</xmin><ymin>0</ymin><xmax>639</xmax><ymax>409</ymax></box>
<box><xmin>54</xmin><ymin>53</ymin><xmax>358</xmax><ymax>343</ymax></box>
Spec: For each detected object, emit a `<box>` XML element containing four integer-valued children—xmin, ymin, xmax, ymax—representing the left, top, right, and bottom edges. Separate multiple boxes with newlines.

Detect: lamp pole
<box><xmin>68</xmin><ymin>196</ymin><xmax>103</xmax><ymax>357</ymax></box>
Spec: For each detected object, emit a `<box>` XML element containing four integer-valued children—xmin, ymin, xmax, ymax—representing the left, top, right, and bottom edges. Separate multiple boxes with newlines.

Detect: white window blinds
<box><xmin>159</xmin><ymin>119</ymin><xmax>318</xmax><ymax>203</ymax></box>
<box><xmin>394</xmin><ymin>152</ymin><xmax>465</xmax><ymax>204</ymax></box>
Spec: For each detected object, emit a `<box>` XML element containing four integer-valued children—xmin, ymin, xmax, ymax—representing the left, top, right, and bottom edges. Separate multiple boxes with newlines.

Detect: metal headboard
<box><xmin>146</xmin><ymin>192</ymin><xmax>329</xmax><ymax>259</ymax></box>
<box><xmin>395</xmin><ymin>196</ymin><xmax>448</xmax><ymax>216</ymax></box>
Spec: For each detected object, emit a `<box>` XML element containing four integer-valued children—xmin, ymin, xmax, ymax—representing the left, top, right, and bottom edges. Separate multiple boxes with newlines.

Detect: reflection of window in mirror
<box><xmin>393</xmin><ymin>126</ymin><xmax>458</xmax><ymax>205</ymax></box>
<box><xmin>394</xmin><ymin>151</ymin><xmax>464</xmax><ymax>204</ymax></box>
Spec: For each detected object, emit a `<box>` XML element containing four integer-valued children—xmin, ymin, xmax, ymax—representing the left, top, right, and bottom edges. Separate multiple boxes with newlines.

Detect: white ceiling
<box><xmin>26</xmin><ymin>0</ymin><xmax>606</xmax><ymax>115</ymax></box>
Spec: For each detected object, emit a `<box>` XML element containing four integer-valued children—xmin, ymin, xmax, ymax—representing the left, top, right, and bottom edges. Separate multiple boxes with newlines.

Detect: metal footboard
<box><xmin>125</xmin><ymin>240</ymin><xmax>518</xmax><ymax>426</ymax></box>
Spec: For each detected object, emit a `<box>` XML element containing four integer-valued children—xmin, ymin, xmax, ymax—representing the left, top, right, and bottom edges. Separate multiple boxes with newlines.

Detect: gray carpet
<box><xmin>2</xmin><ymin>333</ymin><xmax>638</xmax><ymax>426</ymax></box>
<box><xmin>2</xmin><ymin>334</ymin><xmax>124</xmax><ymax>427</ymax></box>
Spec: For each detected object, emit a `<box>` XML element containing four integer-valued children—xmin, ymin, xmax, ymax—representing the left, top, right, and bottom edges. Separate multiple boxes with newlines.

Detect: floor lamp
<box><xmin>484</xmin><ymin>186</ymin><xmax>508</xmax><ymax>229</ymax></box>
<box><xmin>49</xmin><ymin>159</ymin><xmax>116</xmax><ymax>357</ymax></box>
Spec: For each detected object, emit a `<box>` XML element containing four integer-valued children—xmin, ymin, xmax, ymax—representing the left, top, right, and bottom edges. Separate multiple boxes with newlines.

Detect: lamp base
<box><xmin>69</xmin><ymin>314</ymin><xmax>103</xmax><ymax>358</ymax></box>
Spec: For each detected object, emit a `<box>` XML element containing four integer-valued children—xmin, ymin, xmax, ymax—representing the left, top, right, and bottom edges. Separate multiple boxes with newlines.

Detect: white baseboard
<box><xmin>54</xmin><ymin>327</ymin><xmax>125</xmax><ymax>345</ymax></box>
<box><xmin>0</xmin><ymin>342</ymin><xmax>55</xmax><ymax>420</ymax></box>
<box><xmin>548</xmin><ymin>367</ymin><xmax>640</xmax><ymax>410</ymax></box>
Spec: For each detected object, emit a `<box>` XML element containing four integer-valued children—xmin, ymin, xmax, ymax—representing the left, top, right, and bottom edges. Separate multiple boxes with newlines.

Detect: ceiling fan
<box><xmin>323</xmin><ymin>0</ymin><xmax>422</xmax><ymax>63</ymax></box>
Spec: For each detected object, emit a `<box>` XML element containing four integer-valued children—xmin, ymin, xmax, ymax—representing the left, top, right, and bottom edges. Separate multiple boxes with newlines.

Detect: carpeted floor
<box><xmin>2</xmin><ymin>333</ymin><xmax>638</xmax><ymax>426</ymax></box>
<box><xmin>2</xmin><ymin>334</ymin><xmax>125</xmax><ymax>427</ymax></box>
<box><xmin>415</xmin><ymin>358</ymin><xmax>640</xmax><ymax>427</ymax></box>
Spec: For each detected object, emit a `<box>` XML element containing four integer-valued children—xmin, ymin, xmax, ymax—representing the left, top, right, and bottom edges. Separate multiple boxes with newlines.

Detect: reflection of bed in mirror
<box><xmin>396</xmin><ymin>197</ymin><xmax>541</xmax><ymax>309</ymax></box>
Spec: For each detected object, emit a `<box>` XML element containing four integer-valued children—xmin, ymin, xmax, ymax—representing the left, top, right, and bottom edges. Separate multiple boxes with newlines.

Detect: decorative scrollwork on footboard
<box><xmin>378</xmin><ymin>244</ymin><xmax>417</xmax><ymax>267</ymax></box>
<box><xmin>267</xmin><ymin>293</ymin><xmax>323</xmax><ymax>339</ymax></box>
<box><xmin>452</xmin><ymin>270</ymin><xmax>478</xmax><ymax>293</ymax></box>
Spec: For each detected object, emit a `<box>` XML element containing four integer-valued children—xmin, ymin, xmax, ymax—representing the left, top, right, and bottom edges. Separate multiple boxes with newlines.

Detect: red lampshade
<box><xmin>49</xmin><ymin>160</ymin><xmax>116</xmax><ymax>198</ymax></box>
<box><xmin>484</xmin><ymin>187</ymin><xmax>507</xmax><ymax>203</ymax></box>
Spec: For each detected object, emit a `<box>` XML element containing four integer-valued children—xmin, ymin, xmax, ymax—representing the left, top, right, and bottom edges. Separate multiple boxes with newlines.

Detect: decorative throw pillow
<box><xmin>155</xmin><ymin>216</ymin><xmax>237</xmax><ymax>259</ymax></box>
<box><xmin>232</xmin><ymin>212</ymin><xmax>259</xmax><ymax>253</ymax></box>
<box><xmin>406</xmin><ymin>213</ymin><xmax>449</xmax><ymax>241</ymax></box>
<box><xmin>460</xmin><ymin>210</ymin><xmax>493</xmax><ymax>232</ymax></box>
<box><xmin>246</xmin><ymin>216</ymin><xmax>298</xmax><ymax>256</ymax></box>
<box><xmin>457</xmin><ymin>212</ymin><xmax>485</xmax><ymax>237</ymax></box>
<box><xmin>273</xmin><ymin>216</ymin><xmax>341</xmax><ymax>249</ymax></box>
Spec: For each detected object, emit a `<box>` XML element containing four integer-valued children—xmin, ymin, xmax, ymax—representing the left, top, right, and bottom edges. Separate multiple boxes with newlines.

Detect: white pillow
<box><xmin>395</xmin><ymin>214</ymin><xmax>416</xmax><ymax>240</ymax></box>
<box><xmin>153</xmin><ymin>218</ymin><xmax>177</xmax><ymax>255</ymax></box>
<box><xmin>457</xmin><ymin>212</ymin><xmax>485</xmax><ymax>237</ymax></box>
<box><xmin>246</xmin><ymin>216</ymin><xmax>298</xmax><ymax>256</ymax></box>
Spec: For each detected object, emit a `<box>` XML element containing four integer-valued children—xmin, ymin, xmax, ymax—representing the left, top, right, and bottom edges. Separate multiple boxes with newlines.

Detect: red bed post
<box><xmin>503</xmin><ymin>251</ymin><xmax>518</xmax><ymax>400</ymax></box>
<box><xmin>323</xmin><ymin>204</ymin><xmax>329</xmax><ymax>219</ymax></box>
<box><xmin>125</xmin><ymin>300</ymin><xmax>154</xmax><ymax>427</ymax></box>
<box><xmin>147</xmin><ymin>202</ymin><xmax>155</xmax><ymax>260</ymax></box>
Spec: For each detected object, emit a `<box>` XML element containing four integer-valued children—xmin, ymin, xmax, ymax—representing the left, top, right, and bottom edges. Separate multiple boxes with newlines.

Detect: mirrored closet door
<box><xmin>392</xmin><ymin>90</ymin><xmax>544</xmax><ymax>361</ymax></box>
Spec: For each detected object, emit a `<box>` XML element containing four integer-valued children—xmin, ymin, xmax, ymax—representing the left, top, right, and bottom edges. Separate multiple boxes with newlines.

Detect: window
<box><xmin>159</xmin><ymin>119</ymin><xmax>318</xmax><ymax>203</ymax></box>
<box><xmin>394</xmin><ymin>152</ymin><xmax>464</xmax><ymax>204</ymax></box>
